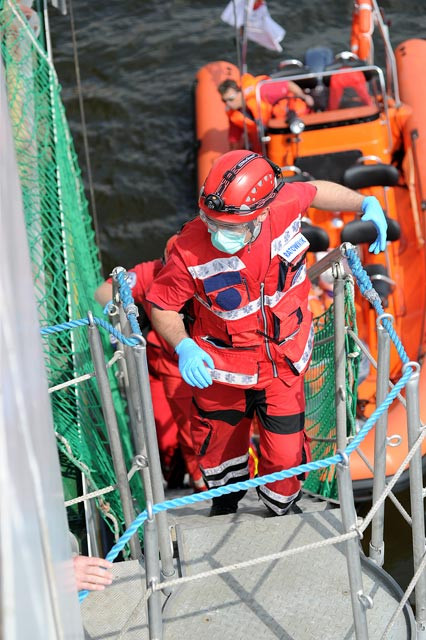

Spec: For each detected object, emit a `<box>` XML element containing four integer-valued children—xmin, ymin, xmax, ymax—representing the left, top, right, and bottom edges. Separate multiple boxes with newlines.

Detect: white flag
<box><xmin>221</xmin><ymin>0</ymin><xmax>286</xmax><ymax>52</ymax></box>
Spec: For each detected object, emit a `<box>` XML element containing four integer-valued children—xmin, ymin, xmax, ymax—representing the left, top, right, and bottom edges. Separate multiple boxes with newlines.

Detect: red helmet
<box><xmin>199</xmin><ymin>150</ymin><xmax>283</xmax><ymax>224</ymax></box>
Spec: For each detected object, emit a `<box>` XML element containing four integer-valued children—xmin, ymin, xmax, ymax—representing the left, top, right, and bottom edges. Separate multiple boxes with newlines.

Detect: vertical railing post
<box><xmin>87</xmin><ymin>312</ymin><xmax>142</xmax><ymax>560</ymax></box>
<box><xmin>111</xmin><ymin>270</ymin><xmax>155</xmax><ymax>506</ymax></box>
<box><xmin>333</xmin><ymin>264</ymin><xmax>370</xmax><ymax>638</ymax></box>
<box><xmin>333</xmin><ymin>262</ymin><xmax>347</xmax><ymax>450</ymax></box>
<box><xmin>404</xmin><ymin>362</ymin><xmax>426</xmax><ymax>638</ymax></box>
<box><xmin>131</xmin><ymin>336</ymin><xmax>176</xmax><ymax>588</ymax></box>
<box><xmin>369</xmin><ymin>314</ymin><xmax>392</xmax><ymax>566</ymax></box>
<box><xmin>144</xmin><ymin>501</ymin><xmax>163</xmax><ymax>640</ymax></box>
<box><xmin>337</xmin><ymin>455</ymin><xmax>371</xmax><ymax>639</ymax></box>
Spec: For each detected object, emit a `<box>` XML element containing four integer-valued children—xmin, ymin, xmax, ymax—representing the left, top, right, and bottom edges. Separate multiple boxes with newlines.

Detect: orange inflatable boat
<box><xmin>194</xmin><ymin>2</ymin><xmax>425</xmax><ymax>498</ymax></box>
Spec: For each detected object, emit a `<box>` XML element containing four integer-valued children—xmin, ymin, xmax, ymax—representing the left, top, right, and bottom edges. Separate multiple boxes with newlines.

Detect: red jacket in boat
<box><xmin>109</xmin><ymin>259</ymin><xmax>180</xmax><ymax>379</ymax></box>
<box><xmin>147</xmin><ymin>182</ymin><xmax>317</xmax><ymax>387</ymax></box>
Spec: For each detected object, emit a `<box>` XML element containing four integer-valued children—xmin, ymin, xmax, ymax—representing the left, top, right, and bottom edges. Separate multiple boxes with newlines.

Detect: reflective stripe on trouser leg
<box><xmin>254</xmin><ymin>376</ymin><xmax>307</xmax><ymax>514</ymax></box>
<box><xmin>191</xmin><ymin>382</ymin><xmax>252</xmax><ymax>488</ymax></box>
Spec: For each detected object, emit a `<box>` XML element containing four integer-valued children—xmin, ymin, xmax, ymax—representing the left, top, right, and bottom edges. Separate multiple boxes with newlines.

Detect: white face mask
<box><xmin>210</xmin><ymin>227</ymin><xmax>249</xmax><ymax>254</ymax></box>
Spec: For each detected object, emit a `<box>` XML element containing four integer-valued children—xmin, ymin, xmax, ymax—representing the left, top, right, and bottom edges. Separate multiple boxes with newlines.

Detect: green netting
<box><xmin>303</xmin><ymin>280</ymin><xmax>360</xmax><ymax>500</ymax></box>
<box><xmin>1</xmin><ymin>0</ymin><xmax>145</xmax><ymax>550</ymax></box>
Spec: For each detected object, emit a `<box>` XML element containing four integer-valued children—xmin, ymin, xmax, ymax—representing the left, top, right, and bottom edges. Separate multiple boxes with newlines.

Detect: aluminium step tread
<box><xmin>81</xmin><ymin>505</ymin><xmax>413</xmax><ymax>639</ymax></box>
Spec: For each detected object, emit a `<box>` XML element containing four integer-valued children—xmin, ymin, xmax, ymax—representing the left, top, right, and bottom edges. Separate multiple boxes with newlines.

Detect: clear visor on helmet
<box><xmin>199</xmin><ymin>210</ymin><xmax>252</xmax><ymax>234</ymax></box>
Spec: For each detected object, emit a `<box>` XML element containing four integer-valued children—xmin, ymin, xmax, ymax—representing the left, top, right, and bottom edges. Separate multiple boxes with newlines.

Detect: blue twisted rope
<box><xmin>115</xmin><ymin>270</ymin><xmax>141</xmax><ymax>336</ymax></box>
<box><xmin>39</xmin><ymin>256</ymin><xmax>416</xmax><ymax>604</ymax></box>
<box><xmin>345</xmin><ymin>248</ymin><xmax>409</xmax><ymax>364</ymax></box>
<box><xmin>40</xmin><ymin>316</ymin><xmax>140</xmax><ymax>346</ymax></box>
<box><xmin>77</xmin><ymin>348</ymin><xmax>413</xmax><ymax>605</ymax></box>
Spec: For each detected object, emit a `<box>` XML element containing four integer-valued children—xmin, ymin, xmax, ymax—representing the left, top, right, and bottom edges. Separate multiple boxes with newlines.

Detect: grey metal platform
<box><xmin>81</xmin><ymin>491</ymin><xmax>414</xmax><ymax>639</ymax></box>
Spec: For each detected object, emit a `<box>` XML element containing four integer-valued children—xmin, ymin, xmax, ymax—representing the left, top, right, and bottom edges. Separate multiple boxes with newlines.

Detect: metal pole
<box><xmin>337</xmin><ymin>455</ymin><xmax>371</xmax><ymax>639</ymax></box>
<box><xmin>113</xmin><ymin>281</ymin><xmax>154</xmax><ymax>504</ymax></box>
<box><xmin>87</xmin><ymin>312</ymin><xmax>142</xmax><ymax>559</ymax></box>
<box><xmin>121</xmin><ymin>337</ymin><xmax>154</xmax><ymax>506</ymax></box>
<box><xmin>369</xmin><ymin>314</ymin><xmax>392</xmax><ymax>566</ymax></box>
<box><xmin>131</xmin><ymin>337</ymin><xmax>176</xmax><ymax>586</ymax></box>
<box><xmin>333</xmin><ymin>263</ymin><xmax>347</xmax><ymax>450</ymax></box>
<box><xmin>144</xmin><ymin>502</ymin><xmax>163</xmax><ymax>640</ymax></box>
<box><xmin>404</xmin><ymin>362</ymin><xmax>426</xmax><ymax>638</ymax></box>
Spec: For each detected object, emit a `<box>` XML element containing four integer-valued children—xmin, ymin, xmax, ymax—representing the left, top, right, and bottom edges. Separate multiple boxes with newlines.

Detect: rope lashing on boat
<box><xmin>345</xmin><ymin>246</ymin><xmax>409</xmax><ymax>364</ymax></box>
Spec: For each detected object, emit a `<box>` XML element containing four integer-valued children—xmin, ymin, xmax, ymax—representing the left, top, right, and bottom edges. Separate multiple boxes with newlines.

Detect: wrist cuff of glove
<box><xmin>175</xmin><ymin>337</ymin><xmax>193</xmax><ymax>355</ymax></box>
<box><xmin>361</xmin><ymin>196</ymin><xmax>377</xmax><ymax>214</ymax></box>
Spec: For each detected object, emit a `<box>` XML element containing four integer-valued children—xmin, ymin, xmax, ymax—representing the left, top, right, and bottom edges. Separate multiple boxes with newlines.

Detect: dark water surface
<box><xmin>49</xmin><ymin>1</ymin><xmax>425</xmax><ymax>594</ymax></box>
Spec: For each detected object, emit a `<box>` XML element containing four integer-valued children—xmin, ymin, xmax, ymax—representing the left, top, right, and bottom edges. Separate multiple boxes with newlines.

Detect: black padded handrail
<box><xmin>343</xmin><ymin>163</ymin><xmax>399</xmax><ymax>189</ymax></box>
<box><xmin>340</xmin><ymin>217</ymin><xmax>401</xmax><ymax>245</ymax></box>
<box><xmin>301</xmin><ymin>221</ymin><xmax>330</xmax><ymax>252</ymax></box>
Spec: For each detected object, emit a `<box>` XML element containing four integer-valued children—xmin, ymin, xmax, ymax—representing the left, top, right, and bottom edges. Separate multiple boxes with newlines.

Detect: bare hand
<box><xmin>73</xmin><ymin>555</ymin><xmax>113</xmax><ymax>591</ymax></box>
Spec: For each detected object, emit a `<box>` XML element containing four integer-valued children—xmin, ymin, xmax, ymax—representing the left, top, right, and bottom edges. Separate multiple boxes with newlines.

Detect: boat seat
<box><xmin>340</xmin><ymin>217</ymin><xmax>401</xmax><ymax>245</ymax></box>
<box><xmin>301</xmin><ymin>221</ymin><xmax>330</xmax><ymax>252</ymax></box>
<box><xmin>343</xmin><ymin>163</ymin><xmax>400</xmax><ymax>190</ymax></box>
<box><xmin>323</xmin><ymin>54</ymin><xmax>375</xmax><ymax>84</ymax></box>
<box><xmin>271</xmin><ymin>59</ymin><xmax>317</xmax><ymax>90</ymax></box>
<box><xmin>364</xmin><ymin>264</ymin><xmax>394</xmax><ymax>308</ymax></box>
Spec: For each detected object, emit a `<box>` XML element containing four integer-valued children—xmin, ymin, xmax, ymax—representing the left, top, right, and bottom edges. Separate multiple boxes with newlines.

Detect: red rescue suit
<box><xmin>109</xmin><ymin>260</ymin><xmax>202</xmax><ymax>485</ymax></box>
<box><xmin>148</xmin><ymin>182</ymin><xmax>317</xmax><ymax>514</ymax></box>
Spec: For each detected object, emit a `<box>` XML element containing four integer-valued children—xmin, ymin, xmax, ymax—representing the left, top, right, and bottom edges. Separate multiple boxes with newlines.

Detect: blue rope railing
<box><xmin>38</xmin><ymin>259</ymin><xmax>417</xmax><ymax>605</ymax></box>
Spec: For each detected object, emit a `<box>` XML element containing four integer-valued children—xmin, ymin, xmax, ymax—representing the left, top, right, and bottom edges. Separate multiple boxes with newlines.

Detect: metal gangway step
<box><xmin>81</xmin><ymin>492</ymin><xmax>414</xmax><ymax>640</ymax></box>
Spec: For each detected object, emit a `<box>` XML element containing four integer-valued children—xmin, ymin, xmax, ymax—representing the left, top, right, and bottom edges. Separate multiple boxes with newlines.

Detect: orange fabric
<box><xmin>350</xmin><ymin>0</ymin><xmax>373</xmax><ymax>61</ymax></box>
<box><xmin>226</xmin><ymin>74</ymin><xmax>285</xmax><ymax>151</ymax></box>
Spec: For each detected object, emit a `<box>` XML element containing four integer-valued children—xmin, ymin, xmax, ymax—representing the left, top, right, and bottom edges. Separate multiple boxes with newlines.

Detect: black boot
<box><xmin>209</xmin><ymin>490</ymin><xmax>247</xmax><ymax>517</ymax></box>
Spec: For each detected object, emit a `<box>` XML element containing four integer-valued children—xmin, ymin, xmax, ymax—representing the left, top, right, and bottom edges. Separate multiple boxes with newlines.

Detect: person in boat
<box><xmin>94</xmin><ymin>236</ymin><xmax>206</xmax><ymax>493</ymax></box>
<box><xmin>218</xmin><ymin>75</ymin><xmax>314</xmax><ymax>152</ymax></box>
<box><xmin>147</xmin><ymin>150</ymin><xmax>387</xmax><ymax>517</ymax></box>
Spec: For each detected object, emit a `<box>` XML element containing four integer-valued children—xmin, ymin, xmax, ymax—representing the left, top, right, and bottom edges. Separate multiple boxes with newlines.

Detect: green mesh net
<box><xmin>303</xmin><ymin>279</ymin><xmax>360</xmax><ymax>500</ymax></box>
<box><xmin>1</xmin><ymin>0</ymin><xmax>145</xmax><ymax>551</ymax></box>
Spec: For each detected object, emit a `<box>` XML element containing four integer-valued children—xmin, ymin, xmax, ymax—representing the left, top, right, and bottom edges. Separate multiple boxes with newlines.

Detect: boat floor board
<box><xmin>81</xmin><ymin>504</ymin><xmax>412</xmax><ymax>639</ymax></box>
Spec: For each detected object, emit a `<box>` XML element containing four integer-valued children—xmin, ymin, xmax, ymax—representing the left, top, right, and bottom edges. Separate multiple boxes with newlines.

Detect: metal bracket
<box><xmin>336</xmin><ymin>449</ymin><xmax>350</xmax><ymax>467</ymax></box>
<box><xmin>386</xmin><ymin>434</ymin><xmax>402</xmax><ymax>447</ymax></box>
<box><xmin>357</xmin><ymin>590</ymin><xmax>374</xmax><ymax>610</ymax></box>
<box><xmin>134</xmin><ymin>454</ymin><xmax>149</xmax><ymax>469</ymax></box>
<box><xmin>129</xmin><ymin>332</ymin><xmax>146</xmax><ymax>347</ymax></box>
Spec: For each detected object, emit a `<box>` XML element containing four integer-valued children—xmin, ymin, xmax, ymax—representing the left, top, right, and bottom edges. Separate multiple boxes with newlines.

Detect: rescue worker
<box><xmin>94</xmin><ymin>237</ymin><xmax>206</xmax><ymax>492</ymax></box>
<box><xmin>219</xmin><ymin>75</ymin><xmax>314</xmax><ymax>152</ymax></box>
<box><xmin>147</xmin><ymin>150</ymin><xmax>387</xmax><ymax>516</ymax></box>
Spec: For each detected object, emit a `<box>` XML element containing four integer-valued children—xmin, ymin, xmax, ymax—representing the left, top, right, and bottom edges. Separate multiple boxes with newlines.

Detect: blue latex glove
<box><xmin>175</xmin><ymin>338</ymin><xmax>214</xmax><ymax>388</ymax></box>
<box><xmin>361</xmin><ymin>196</ymin><xmax>388</xmax><ymax>254</ymax></box>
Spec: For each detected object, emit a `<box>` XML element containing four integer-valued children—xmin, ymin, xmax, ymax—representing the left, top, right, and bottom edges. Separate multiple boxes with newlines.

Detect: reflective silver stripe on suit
<box><xmin>202</xmin><ymin>453</ymin><xmax>249</xmax><ymax>477</ymax></box>
<box><xmin>291</xmin><ymin>323</ymin><xmax>314</xmax><ymax>373</ymax></box>
<box><xmin>209</xmin><ymin>367</ymin><xmax>258</xmax><ymax>386</ymax></box>
<box><xmin>257</xmin><ymin>484</ymin><xmax>301</xmax><ymax>514</ymax></box>
<box><xmin>188</xmin><ymin>256</ymin><xmax>246</xmax><ymax>279</ymax></box>
<box><xmin>270</xmin><ymin>217</ymin><xmax>301</xmax><ymax>259</ymax></box>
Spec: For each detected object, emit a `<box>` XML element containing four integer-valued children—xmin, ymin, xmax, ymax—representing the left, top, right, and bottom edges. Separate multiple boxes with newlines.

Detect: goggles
<box><xmin>199</xmin><ymin>210</ymin><xmax>252</xmax><ymax>234</ymax></box>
